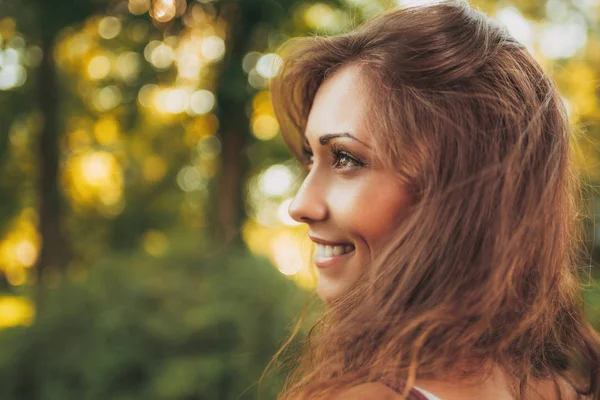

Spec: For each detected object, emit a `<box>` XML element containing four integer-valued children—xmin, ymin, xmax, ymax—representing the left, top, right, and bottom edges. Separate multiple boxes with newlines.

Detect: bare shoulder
<box><xmin>528</xmin><ymin>377</ymin><xmax>579</xmax><ymax>400</ymax></box>
<box><xmin>331</xmin><ymin>383</ymin><xmax>402</xmax><ymax>400</ymax></box>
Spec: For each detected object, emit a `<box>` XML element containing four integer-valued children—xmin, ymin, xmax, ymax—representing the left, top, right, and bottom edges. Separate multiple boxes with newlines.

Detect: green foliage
<box><xmin>0</xmin><ymin>233</ymin><xmax>307</xmax><ymax>400</ymax></box>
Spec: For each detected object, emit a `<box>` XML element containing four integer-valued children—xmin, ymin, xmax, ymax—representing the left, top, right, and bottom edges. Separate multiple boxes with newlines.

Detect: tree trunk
<box><xmin>214</xmin><ymin>109</ymin><xmax>246</xmax><ymax>246</ymax></box>
<box><xmin>35</xmin><ymin>35</ymin><xmax>71</xmax><ymax>293</ymax></box>
<box><xmin>212</xmin><ymin>3</ymin><xmax>251</xmax><ymax>247</ymax></box>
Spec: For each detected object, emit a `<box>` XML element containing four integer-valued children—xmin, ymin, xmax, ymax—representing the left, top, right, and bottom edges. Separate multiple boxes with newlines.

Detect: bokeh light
<box><xmin>189</xmin><ymin>89</ymin><xmax>215</xmax><ymax>115</ymax></box>
<box><xmin>152</xmin><ymin>0</ymin><xmax>177</xmax><ymax>23</ymax></box>
<box><xmin>540</xmin><ymin>20</ymin><xmax>587</xmax><ymax>59</ymax></box>
<box><xmin>128</xmin><ymin>0</ymin><xmax>151</xmax><ymax>15</ymax></box>
<box><xmin>255</xmin><ymin>53</ymin><xmax>283</xmax><ymax>79</ymax></box>
<box><xmin>495</xmin><ymin>7</ymin><xmax>534</xmax><ymax>52</ymax></box>
<box><xmin>142</xmin><ymin>230</ymin><xmax>169</xmax><ymax>256</ymax></box>
<box><xmin>0</xmin><ymin>296</ymin><xmax>35</xmax><ymax>328</ymax></box>
<box><xmin>201</xmin><ymin>36</ymin><xmax>225</xmax><ymax>62</ymax></box>
<box><xmin>87</xmin><ymin>55</ymin><xmax>111</xmax><ymax>80</ymax></box>
<box><xmin>259</xmin><ymin>164</ymin><xmax>294</xmax><ymax>197</ymax></box>
<box><xmin>116</xmin><ymin>51</ymin><xmax>141</xmax><ymax>82</ymax></box>
<box><xmin>0</xmin><ymin>64</ymin><xmax>26</xmax><ymax>90</ymax></box>
<box><xmin>98</xmin><ymin>16</ymin><xmax>122</xmax><ymax>40</ymax></box>
<box><xmin>94</xmin><ymin>85</ymin><xmax>122</xmax><ymax>111</ymax></box>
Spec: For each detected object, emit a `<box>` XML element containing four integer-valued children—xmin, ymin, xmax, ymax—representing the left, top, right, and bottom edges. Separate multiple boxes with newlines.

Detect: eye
<box><xmin>331</xmin><ymin>145</ymin><xmax>364</xmax><ymax>170</ymax></box>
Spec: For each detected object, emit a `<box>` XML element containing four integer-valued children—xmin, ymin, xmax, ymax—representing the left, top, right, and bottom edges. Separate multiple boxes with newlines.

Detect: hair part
<box><xmin>269</xmin><ymin>1</ymin><xmax>600</xmax><ymax>399</ymax></box>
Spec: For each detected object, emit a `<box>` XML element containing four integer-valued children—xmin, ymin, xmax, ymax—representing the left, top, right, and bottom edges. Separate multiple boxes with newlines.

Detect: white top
<box><xmin>414</xmin><ymin>385</ymin><xmax>443</xmax><ymax>400</ymax></box>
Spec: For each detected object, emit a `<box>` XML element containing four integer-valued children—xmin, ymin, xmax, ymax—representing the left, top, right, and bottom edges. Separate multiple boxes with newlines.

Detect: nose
<box><xmin>288</xmin><ymin>172</ymin><xmax>328</xmax><ymax>224</ymax></box>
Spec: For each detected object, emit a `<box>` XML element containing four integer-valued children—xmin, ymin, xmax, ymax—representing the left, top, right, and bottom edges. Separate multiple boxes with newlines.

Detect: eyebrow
<box><xmin>307</xmin><ymin>132</ymin><xmax>371</xmax><ymax>148</ymax></box>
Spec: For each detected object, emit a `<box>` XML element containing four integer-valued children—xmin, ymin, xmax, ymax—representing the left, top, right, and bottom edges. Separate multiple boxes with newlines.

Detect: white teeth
<box><xmin>316</xmin><ymin>245</ymin><xmax>325</xmax><ymax>257</ymax></box>
<box><xmin>315</xmin><ymin>243</ymin><xmax>355</xmax><ymax>257</ymax></box>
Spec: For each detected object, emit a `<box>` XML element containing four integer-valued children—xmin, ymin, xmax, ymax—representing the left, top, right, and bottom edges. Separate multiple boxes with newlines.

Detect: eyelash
<box><xmin>301</xmin><ymin>144</ymin><xmax>365</xmax><ymax>170</ymax></box>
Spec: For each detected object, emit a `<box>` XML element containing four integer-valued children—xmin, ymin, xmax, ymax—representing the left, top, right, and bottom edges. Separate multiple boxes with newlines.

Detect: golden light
<box><xmin>138</xmin><ymin>84</ymin><xmax>158</xmax><ymax>108</ymax></box>
<box><xmin>255</xmin><ymin>53</ymin><xmax>283</xmax><ymax>79</ymax></box>
<box><xmin>177</xmin><ymin>53</ymin><xmax>202</xmax><ymax>80</ymax></box>
<box><xmin>152</xmin><ymin>0</ymin><xmax>177</xmax><ymax>23</ymax></box>
<box><xmin>270</xmin><ymin>232</ymin><xmax>304</xmax><ymax>276</ymax></box>
<box><xmin>557</xmin><ymin>61</ymin><xmax>598</xmax><ymax>118</ymax></box>
<box><xmin>81</xmin><ymin>152</ymin><xmax>113</xmax><ymax>184</ymax></box>
<box><xmin>183</xmin><ymin>114</ymin><xmax>219</xmax><ymax>146</ymax></box>
<box><xmin>201</xmin><ymin>36</ymin><xmax>225</xmax><ymax>62</ymax></box>
<box><xmin>177</xmin><ymin>166</ymin><xmax>206</xmax><ymax>192</ymax></box>
<box><xmin>0</xmin><ymin>209</ymin><xmax>41</xmax><ymax>274</ymax></box>
<box><xmin>98</xmin><ymin>16</ymin><xmax>122</xmax><ymax>40</ymax></box>
<box><xmin>0</xmin><ymin>296</ymin><xmax>35</xmax><ymax>329</ymax></box>
<box><xmin>155</xmin><ymin>87</ymin><xmax>189</xmax><ymax>114</ymax></box>
<box><xmin>259</xmin><ymin>164</ymin><xmax>294</xmax><ymax>197</ymax></box>
<box><xmin>63</xmin><ymin>151</ymin><xmax>124</xmax><ymax>209</ymax></box>
<box><xmin>94</xmin><ymin>117</ymin><xmax>120</xmax><ymax>146</ymax></box>
<box><xmin>144</xmin><ymin>40</ymin><xmax>161</xmax><ymax>62</ymax></box>
<box><xmin>116</xmin><ymin>52</ymin><xmax>141</xmax><ymax>82</ymax></box>
<box><xmin>242</xmin><ymin>220</ymin><xmax>314</xmax><ymax>286</ymax></box>
<box><xmin>142</xmin><ymin>155</ymin><xmax>168</xmax><ymax>183</ymax></box>
<box><xmin>87</xmin><ymin>55</ymin><xmax>111</xmax><ymax>80</ymax></box>
<box><xmin>129</xmin><ymin>0</ymin><xmax>151</xmax><ymax>15</ymax></box>
<box><xmin>252</xmin><ymin>91</ymin><xmax>273</xmax><ymax>113</ymax></box>
<box><xmin>252</xmin><ymin>114</ymin><xmax>279</xmax><ymax>141</ymax></box>
<box><xmin>67</xmin><ymin>128</ymin><xmax>92</xmax><ymax>151</ymax></box>
<box><xmin>94</xmin><ymin>85</ymin><xmax>122</xmax><ymax>111</ymax></box>
<box><xmin>150</xmin><ymin>42</ymin><xmax>174</xmax><ymax>70</ymax></box>
<box><xmin>61</xmin><ymin>33</ymin><xmax>92</xmax><ymax>65</ymax></box>
<box><xmin>142</xmin><ymin>230</ymin><xmax>169</xmax><ymax>257</ymax></box>
<box><xmin>189</xmin><ymin>89</ymin><xmax>215</xmax><ymax>115</ymax></box>
<box><xmin>14</xmin><ymin>240</ymin><xmax>37</xmax><ymax>267</ymax></box>
<box><xmin>5</xmin><ymin>266</ymin><xmax>26</xmax><ymax>286</ymax></box>
<box><xmin>304</xmin><ymin>3</ymin><xmax>340</xmax><ymax>30</ymax></box>
<box><xmin>0</xmin><ymin>17</ymin><xmax>17</xmax><ymax>40</ymax></box>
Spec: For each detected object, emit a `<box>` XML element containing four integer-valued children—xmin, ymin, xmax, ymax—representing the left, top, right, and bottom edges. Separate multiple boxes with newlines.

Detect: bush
<box><xmin>0</xmin><ymin>235</ymin><xmax>307</xmax><ymax>400</ymax></box>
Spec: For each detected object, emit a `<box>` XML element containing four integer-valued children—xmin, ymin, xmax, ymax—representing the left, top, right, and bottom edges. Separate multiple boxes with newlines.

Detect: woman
<box><xmin>268</xmin><ymin>1</ymin><xmax>600</xmax><ymax>399</ymax></box>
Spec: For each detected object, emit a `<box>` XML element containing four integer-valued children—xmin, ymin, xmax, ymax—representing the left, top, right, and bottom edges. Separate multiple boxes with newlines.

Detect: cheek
<box><xmin>329</xmin><ymin>176</ymin><xmax>410</xmax><ymax>246</ymax></box>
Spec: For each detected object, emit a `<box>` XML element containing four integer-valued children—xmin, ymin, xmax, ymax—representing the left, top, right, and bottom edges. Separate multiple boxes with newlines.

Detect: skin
<box><xmin>288</xmin><ymin>64</ymin><xmax>412</xmax><ymax>302</ymax></box>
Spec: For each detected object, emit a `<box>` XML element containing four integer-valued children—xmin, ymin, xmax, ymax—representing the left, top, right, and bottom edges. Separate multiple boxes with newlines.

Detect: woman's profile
<box><xmin>268</xmin><ymin>1</ymin><xmax>600</xmax><ymax>399</ymax></box>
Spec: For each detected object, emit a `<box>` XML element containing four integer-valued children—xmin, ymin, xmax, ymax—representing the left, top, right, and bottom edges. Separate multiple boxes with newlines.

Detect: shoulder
<box><xmin>331</xmin><ymin>383</ymin><xmax>403</xmax><ymax>400</ymax></box>
<box><xmin>527</xmin><ymin>377</ymin><xmax>579</xmax><ymax>400</ymax></box>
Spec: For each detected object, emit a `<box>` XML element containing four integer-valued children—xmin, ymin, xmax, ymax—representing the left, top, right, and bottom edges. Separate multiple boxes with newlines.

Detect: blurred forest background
<box><xmin>0</xmin><ymin>0</ymin><xmax>599</xmax><ymax>398</ymax></box>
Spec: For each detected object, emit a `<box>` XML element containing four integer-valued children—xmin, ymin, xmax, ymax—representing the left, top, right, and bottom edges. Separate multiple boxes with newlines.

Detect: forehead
<box><xmin>304</xmin><ymin>64</ymin><xmax>371</xmax><ymax>142</ymax></box>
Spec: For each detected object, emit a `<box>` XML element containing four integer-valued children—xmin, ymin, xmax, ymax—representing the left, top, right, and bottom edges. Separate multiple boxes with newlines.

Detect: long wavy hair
<box><xmin>268</xmin><ymin>1</ymin><xmax>600</xmax><ymax>399</ymax></box>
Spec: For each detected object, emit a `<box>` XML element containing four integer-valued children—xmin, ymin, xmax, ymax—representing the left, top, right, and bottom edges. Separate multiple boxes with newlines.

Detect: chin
<box><xmin>316</xmin><ymin>277</ymin><xmax>349</xmax><ymax>304</ymax></box>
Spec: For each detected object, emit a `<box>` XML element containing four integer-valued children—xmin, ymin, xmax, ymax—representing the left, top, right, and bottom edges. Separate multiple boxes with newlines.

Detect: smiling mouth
<box><xmin>313</xmin><ymin>243</ymin><xmax>355</xmax><ymax>268</ymax></box>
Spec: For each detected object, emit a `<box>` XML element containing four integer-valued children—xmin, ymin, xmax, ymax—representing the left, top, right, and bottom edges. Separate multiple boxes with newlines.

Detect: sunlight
<box><xmin>98</xmin><ymin>16</ymin><xmax>121</xmax><ymax>40</ymax></box>
<box><xmin>200</xmin><ymin>36</ymin><xmax>225</xmax><ymax>62</ymax></box>
<box><xmin>259</xmin><ymin>164</ymin><xmax>294</xmax><ymax>197</ymax></box>
<box><xmin>0</xmin><ymin>296</ymin><xmax>34</xmax><ymax>329</ymax></box>
<box><xmin>87</xmin><ymin>55</ymin><xmax>111</xmax><ymax>80</ymax></box>
<box><xmin>152</xmin><ymin>0</ymin><xmax>177</xmax><ymax>23</ymax></box>
<box><xmin>495</xmin><ymin>7</ymin><xmax>534</xmax><ymax>51</ymax></box>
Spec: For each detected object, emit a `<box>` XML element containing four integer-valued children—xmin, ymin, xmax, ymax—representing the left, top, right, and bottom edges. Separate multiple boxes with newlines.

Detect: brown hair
<box><xmin>269</xmin><ymin>1</ymin><xmax>600</xmax><ymax>399</ymax></box>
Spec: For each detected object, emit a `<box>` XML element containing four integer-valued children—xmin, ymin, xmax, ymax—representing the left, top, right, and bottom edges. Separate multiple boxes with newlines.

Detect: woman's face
<box><xmin>288</xmin><ymin>64</ymin><xmax>413</xmax><ymax>302</ymax></box>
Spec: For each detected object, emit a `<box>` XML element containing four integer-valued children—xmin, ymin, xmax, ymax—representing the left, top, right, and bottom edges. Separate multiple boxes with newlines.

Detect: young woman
<box><xmin>269</xmin><ymin>1</ymin><xmax>600</xmax><ymax>399</ymax></box>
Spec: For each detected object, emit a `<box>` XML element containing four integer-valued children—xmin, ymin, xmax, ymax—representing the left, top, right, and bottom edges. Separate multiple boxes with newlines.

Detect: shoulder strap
<box><xmin>380</xmin><ymin>377</ymin><xmax>431</xmax><ymax>400</ymax></box>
